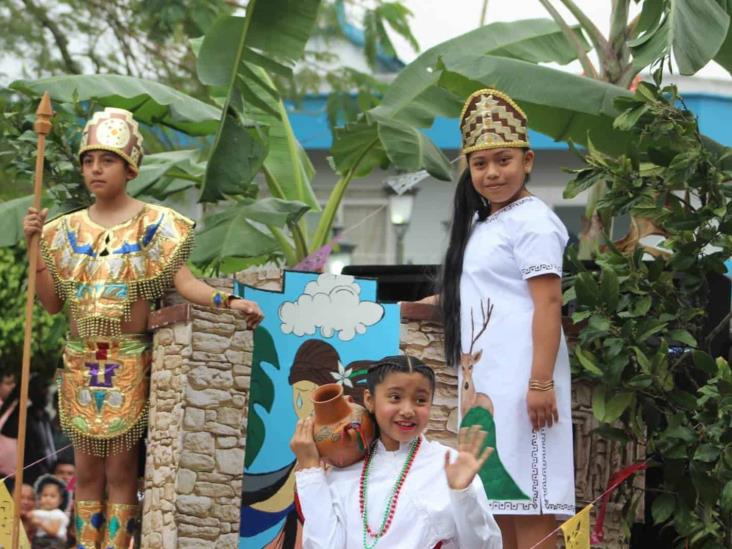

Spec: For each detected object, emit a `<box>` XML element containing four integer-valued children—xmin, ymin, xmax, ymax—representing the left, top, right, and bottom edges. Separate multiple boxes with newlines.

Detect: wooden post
<box><xmin>12</xmin><ymin>92</ymin><xmax>53</xmax><ymax>548</ymax></box>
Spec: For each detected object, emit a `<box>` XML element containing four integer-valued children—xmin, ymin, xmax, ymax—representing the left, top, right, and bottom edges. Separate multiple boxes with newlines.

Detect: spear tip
<box><xmin>34</xmin><ymin>92</ymin><xmax>53</xmax><ymax>135</ymax></box>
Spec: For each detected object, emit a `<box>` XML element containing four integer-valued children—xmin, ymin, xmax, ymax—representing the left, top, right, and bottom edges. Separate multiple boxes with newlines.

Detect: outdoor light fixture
<box><xmin>386</xmin><ymin>186</ymin><xmax>417</xmax><ymax>264</ymax></box>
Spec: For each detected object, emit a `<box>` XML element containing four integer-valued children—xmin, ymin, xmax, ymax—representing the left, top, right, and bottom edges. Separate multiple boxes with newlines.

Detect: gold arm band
<box><xmin>528</xmin><ymin>379</ymin><xmax>555</xmax><ymax>391</ymax></box>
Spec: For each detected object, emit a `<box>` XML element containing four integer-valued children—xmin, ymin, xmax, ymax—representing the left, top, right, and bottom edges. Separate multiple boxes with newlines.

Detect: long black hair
<box><xmin>439</xmin><ymin>168</ymin><xmax>490</xmax><ymax>368</ymax></box>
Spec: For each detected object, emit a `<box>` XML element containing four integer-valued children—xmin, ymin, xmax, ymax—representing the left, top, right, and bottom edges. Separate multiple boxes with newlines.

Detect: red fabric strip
<box><xmin>591</xmin><ymin>462</ymin><xmax>648</xmax><ymax>543</ymax></box>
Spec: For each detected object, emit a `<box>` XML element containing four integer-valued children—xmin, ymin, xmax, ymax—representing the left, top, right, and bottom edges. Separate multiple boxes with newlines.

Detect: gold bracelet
<box><xmin>210</xmin><ymin>290</ymin><xmax>232</xmax><ymax>309</ymax></box>
<box><xmin>528</xmin><ymin>379</ymin><xmax>554</xmax><ymax>391</ymax></box>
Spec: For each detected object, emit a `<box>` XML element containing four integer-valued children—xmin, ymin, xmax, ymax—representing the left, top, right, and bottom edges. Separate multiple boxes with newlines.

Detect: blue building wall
<box><xmin>287</xmin><ymin>93</ymin><xmax>732</xmax><ymax>151</ymax></box>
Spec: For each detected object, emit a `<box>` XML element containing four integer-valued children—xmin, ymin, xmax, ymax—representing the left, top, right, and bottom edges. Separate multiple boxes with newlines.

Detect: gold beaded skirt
<box><xmin>57</xmin><ymin>334</ymin><xmax>151</xmax><ymax>456</ymax></box>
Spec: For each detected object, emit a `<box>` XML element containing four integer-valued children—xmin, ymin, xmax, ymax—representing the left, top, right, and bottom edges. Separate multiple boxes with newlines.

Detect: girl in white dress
<box><xmin>290</xmin><ymin>355</ymin><xmax>502</xmax><ymax>548</ymax></box>
<box><xmin>439</xmin><ymin>89</ymin><xmax>575</xmax><ymax>548</ymax></box>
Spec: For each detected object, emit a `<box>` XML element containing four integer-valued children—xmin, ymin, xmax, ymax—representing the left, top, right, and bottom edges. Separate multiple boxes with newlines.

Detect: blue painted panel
<box><xmin>236</xmin><ymin>271</ymin><xmax>400</xmax><ymax>548</ymax></box>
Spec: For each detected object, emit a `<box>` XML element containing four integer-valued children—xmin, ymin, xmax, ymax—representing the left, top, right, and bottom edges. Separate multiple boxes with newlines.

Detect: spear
<box><xmin>13</xmin><ymin>92</ymin><xmax>53</xmax><ymax>548</ymax></box>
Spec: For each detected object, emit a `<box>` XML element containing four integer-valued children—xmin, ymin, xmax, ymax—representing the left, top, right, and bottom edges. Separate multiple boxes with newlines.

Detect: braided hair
<box><xmin>366</xmin><ymin>354</ymin><xmax>435</xmax><ymax>397</ymax></box>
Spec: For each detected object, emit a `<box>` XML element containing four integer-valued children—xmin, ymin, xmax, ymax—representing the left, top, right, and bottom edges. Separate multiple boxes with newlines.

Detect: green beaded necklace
<box><xmin>359</xmin><ymin>437</ymin><xmax>422</xmax><ymax>549</ymax></box>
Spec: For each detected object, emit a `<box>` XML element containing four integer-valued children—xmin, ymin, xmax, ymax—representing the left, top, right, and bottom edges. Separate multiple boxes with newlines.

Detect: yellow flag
<box><xmin>560</xmin><ymin>503</ymin><xmax>593</xmax><ymax>549</ymax></box>
<box><xmin>0</xmin><ymin>480</ymin><xmax>31</xmax><ymax>549</ymax></box>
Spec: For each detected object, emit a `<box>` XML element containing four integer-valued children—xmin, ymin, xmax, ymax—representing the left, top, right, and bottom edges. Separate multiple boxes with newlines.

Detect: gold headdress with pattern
<box><xmin>79</xmin><ymin>107</ymin><xmax>144</xmax><ymax>174</ymax></box>
<box><xmin>460</xmin><ymin>88</ymin><xmax>529</xmax><ymax>154</ymax></box>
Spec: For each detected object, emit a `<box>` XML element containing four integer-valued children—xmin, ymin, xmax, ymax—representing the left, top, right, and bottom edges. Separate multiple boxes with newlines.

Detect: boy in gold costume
<box><xmin>23</xmin><ymin>107</ymin><xmax>263</xmax><ymax>548</ymax></box>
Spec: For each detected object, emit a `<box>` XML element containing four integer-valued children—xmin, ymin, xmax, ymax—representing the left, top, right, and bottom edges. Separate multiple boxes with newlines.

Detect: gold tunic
<box><xmin>41</xmin><ymin>203</ymin><xmax>195</xmax><ymax>338</ymax></box>
<box><xmin>41</xmin><ymin>203</ymin><xmax>194</xmax><ymax>455</ymax></box>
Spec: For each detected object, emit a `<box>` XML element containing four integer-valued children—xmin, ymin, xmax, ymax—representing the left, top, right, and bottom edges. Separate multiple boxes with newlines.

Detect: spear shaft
<box><xmin>12</xmin><ymin>92</ymin><xmax>53</xmax><ymax>548</ymax></box>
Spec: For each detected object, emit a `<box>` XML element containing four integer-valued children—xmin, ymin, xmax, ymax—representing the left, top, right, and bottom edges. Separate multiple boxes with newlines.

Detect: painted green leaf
<box><xmin>245</xmin><ymin>326</ymin><xmax>280</xmax><ymax>468</ymax></box>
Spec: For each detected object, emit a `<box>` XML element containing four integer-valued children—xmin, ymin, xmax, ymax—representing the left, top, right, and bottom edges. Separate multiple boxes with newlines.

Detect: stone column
<box><xmin>141</xmin><ymin>268</ymin><xmax>282</xmax><ymax>548</ymax></box>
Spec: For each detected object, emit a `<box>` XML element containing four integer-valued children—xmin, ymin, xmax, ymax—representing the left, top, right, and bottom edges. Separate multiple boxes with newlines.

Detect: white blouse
<box><xmin>31</xmin><ymin>508</ymin><xmax>69</xmax><ymax>540</ymax></box>
<box><xmin>295</xmin><ymin>437</ymin><xmax>502</xmax><ymax>548</ymax></box>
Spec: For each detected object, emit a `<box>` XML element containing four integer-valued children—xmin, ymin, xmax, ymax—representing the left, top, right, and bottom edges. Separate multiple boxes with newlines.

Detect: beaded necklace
<box><xmin>359</xmin><ymin>436</ymin><xmax>422</xmax><ymax>549</ymax></box>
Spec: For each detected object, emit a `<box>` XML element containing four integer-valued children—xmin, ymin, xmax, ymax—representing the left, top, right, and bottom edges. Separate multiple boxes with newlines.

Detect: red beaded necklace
<box><xmin>359</xmin><ymin>436</ymin><xmax>422</xmax><ymax>548</ymax></box>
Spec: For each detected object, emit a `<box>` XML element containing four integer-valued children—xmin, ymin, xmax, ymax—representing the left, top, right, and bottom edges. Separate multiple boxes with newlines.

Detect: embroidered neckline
<box><xmin>83</xmin><ymin>203</ymin><xmax>148</xmax><ymax>231</ymax></box>
<box><xmin>485</xmin><ymin>196</ymin><xmax>534</xmax><ymax>222</ymax></box>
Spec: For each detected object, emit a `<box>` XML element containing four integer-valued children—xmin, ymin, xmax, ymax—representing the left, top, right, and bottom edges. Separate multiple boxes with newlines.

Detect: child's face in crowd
<box><xmin>0</xmin><ymin>374</ymin><xmax>15</xmax><ymax>401</ymax></box>
<box><xmin>54</xmin><ymin>463</ymin><xmax>75</xmax><ymax>485</ymax></box>
<box><xmin>365</xmin><ymin>371</ymin><xmax>433</xmax><ymax>451</ymax></box>
<box><xmin>39</xmin><ymin>484</ymin><xmax>62</xmax><ymax>511</ymax></box>
<box><xmin>21</xmin><ymin>484</ymin><xmax>35</xmax><ymax>514</ymax></box>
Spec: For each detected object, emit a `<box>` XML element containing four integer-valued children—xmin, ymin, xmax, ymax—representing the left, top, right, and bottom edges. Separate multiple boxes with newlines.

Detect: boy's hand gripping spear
<box><xmin>13</xmin><ymin>92</ymin><xmax>53</xmax><ymax>548</ymax></box>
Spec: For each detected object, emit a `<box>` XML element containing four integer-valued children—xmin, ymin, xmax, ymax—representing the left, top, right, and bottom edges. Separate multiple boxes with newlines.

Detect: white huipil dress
<box><xmin>295</xmin><ymin>437</ymin><xmax>502</xmax><ymax>548</ymax></box>
<box><xmin>459</xmin><ymin>196</ymin><xmax>576</xmax><ymax>516</ymax></box>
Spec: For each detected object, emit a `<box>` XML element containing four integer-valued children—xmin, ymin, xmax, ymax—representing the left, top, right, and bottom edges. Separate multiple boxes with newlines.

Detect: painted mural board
<box><xmin>236</xmin><ymin>271</ymin><xmax>400</xmax><ymax>548</ymax></box>
<box><xmin>0</xmin><ymin>481</ymin><xmax>31</xmax><ymax>549</ymax></box>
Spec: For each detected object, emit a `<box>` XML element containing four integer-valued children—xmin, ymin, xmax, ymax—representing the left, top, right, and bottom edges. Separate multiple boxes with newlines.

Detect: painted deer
<box><xmin>460</xmin><ymin>298</ymin><xmax>495</xmax><ymax>418</ymax></box>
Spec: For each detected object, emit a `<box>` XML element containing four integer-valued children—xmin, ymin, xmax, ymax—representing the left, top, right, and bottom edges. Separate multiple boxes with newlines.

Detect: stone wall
<box><xmin>142</xmin><ymin>272</ymin><xmax>643</xmax><ymax>547</ymax></box>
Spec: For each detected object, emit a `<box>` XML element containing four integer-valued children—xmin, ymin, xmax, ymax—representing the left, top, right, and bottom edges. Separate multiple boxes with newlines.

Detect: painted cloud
<box><xmin>279</xmin><ymin>273</ymin><xmax>384</xmax><ymax>341</ymax></box>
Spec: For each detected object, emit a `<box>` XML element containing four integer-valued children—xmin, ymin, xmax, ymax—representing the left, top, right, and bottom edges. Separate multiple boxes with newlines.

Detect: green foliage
<box><xmin>629</xmin><ymin>0</ymin><xmax>731</xmax><ymax>76</ymax></box>
<box><xmin>12</xmin><ymin>74</ymin><xmax>221</xmax><ymax>135</ymax></box>
<box><xmin>0</xmin><ymin>0</ymin><xmax>229</xmax><ymax>97</ymax></box>
<box><xmin>565</xmin><ymin>78</ymin><xmax>732</xmax><ymax>547</ymax></box>
<box><xmin>0</xmin><ymin>91</ymin><xmax>92</xmax><ymax>214</ymax></box>
<box><xmin>0</xmin><ymin>246</ymin><xmax>66</xmax><ymax>380</ymax></box>
<box><xmin>285</xmin><ymin>0</ymin><xmax>419</xmax><ymax>128</ymax></box>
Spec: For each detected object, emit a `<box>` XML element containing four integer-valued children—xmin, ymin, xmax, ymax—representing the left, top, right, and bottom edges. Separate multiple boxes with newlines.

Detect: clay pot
<box><xmin>311</xmin><ymin>383</ymin><xmax>375</xmax><ymax>468</ymax></box>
